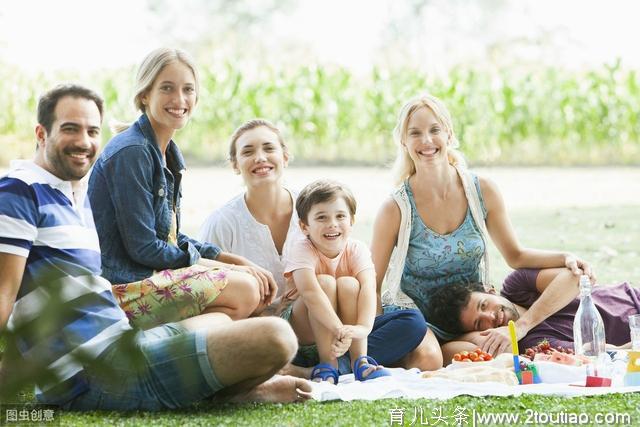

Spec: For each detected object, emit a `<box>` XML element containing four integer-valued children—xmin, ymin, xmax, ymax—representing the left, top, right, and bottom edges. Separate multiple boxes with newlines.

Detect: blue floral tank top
<box><xmin>400</xmin><ymin>175</ymin><xmax>487</xmax><ymax>316</ymax></box>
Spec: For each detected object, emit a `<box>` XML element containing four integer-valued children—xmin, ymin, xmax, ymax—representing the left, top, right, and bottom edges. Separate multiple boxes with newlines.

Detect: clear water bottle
<box><xmin>573</xmin><ymin>275</ymin><xmax>607</xmax><ymax>376</ymax></box>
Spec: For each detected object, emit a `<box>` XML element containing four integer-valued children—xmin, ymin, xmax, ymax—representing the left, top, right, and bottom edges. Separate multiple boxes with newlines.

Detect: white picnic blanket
<box><xmin>310</xmin><ymin>365</ymin><xmax>640</xmax><ymax>402</ymax></box>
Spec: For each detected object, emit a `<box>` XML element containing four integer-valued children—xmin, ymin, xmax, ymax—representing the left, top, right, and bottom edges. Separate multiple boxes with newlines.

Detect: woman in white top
<box><xmin>199</xmin><ymin>119</ymin><xmax>430</xmax><ymax>373</ymax></box>
<box><xmin>199</xmin><ymin>119</ymin><xmax>299</xmax><ymax>295</ymax></box>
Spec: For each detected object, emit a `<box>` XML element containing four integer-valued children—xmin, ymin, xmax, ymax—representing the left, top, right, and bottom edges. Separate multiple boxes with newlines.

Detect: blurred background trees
<box><xmin>1</xmin><ymin>0</ymin><xmax>638</xmax><ymax>166</ymax></box>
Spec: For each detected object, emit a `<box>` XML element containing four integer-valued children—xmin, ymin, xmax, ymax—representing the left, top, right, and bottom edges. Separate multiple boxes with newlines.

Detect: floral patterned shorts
<box><xmin>112</xmin><ymin>265</ymin><xmax>229</xmax><ymax>330</ymax></box>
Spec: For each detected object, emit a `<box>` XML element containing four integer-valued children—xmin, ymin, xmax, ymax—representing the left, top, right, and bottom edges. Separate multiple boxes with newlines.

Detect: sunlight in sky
<box><xmin>0</xmin><ymin>0</ymin><xmax>151</xmax><ymax>72</ymax></box>
<box><xmin>1</xmin><ymin>0</ymin><xmax>639</xmax><ymax>72</ymax></box>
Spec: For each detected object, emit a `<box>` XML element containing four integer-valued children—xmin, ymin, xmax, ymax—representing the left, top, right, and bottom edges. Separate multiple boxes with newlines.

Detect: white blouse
<box><xmin>198</xmin><ymin>190</ymin><xmax>302</xmax><ymax>296</ymax></box>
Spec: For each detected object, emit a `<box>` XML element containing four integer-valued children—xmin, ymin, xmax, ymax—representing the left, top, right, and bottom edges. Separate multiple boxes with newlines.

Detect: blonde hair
<box><xmin>228</xmin><ymin>118</ymin><xmax>289</xmax><ymax>166</ymax></box>
<box><xmin>112</xmin><ymin>48</ymin><xmax>200</xmax><ymax>133</ymax></box>
<box><xmin>391</xmin><ymin>93</ymin><xmax>465</xmax><ymax>186</ymax></box>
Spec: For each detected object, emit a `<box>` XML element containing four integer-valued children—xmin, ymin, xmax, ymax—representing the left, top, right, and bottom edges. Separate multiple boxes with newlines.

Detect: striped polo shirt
<box><xmin>0</xmin><ymin>160</ymin><xmax>131</xmax><ymax>404</ymax></box>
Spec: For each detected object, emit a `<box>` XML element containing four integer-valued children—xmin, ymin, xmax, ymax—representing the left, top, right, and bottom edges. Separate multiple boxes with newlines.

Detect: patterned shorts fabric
<box><xmin>112</xmin><ymin>265</ymin><xmax>229</xmax><ymax>330</ymax></box>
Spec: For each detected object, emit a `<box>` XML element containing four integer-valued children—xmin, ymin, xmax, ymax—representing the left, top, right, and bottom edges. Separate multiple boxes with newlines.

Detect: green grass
<box><xmin>352</xmin><ymin>204</ymin><xmax>640</xmax><ymax>287</ymax></box>
<box><xmin>492</xmin><ymin>205</ymin><xmax>640</xmax><ymax>286</ymax></box>
<box><xmin>4</xmin><ymin>204</ymin><xmax>639</xmax><ymax>426</ymax></box>
<box><xmin>54</xmin><ymin>395</ymin><xmax>640</xmax><ymax>426</ymax></box>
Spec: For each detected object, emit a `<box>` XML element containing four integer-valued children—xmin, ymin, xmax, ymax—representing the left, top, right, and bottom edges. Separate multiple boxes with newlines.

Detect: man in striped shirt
<box><xmin>0</xmin><ymin>84</ymin><xmax>311</xmax><ymax>410</ymax></box>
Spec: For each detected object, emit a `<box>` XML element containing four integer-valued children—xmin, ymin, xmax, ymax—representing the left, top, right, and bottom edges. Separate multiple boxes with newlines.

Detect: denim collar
<box><xmin>135</xmin><ymin>114</ymin><xmax>186</xmax><ymax>172</ymax></box>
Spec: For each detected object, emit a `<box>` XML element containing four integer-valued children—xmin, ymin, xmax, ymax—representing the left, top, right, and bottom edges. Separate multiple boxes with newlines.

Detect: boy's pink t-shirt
<box><xmin>284</xmin><ymin>236</ymin><xmax>374</xmax><ymax>280</ymax></box>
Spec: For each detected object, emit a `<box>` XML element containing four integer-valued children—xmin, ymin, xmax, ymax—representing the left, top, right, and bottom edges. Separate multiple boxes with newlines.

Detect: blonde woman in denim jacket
<box><xmin>88</xmin><ymin>48</ymin><xmax>276</xmax><ymax>329</ymax></box>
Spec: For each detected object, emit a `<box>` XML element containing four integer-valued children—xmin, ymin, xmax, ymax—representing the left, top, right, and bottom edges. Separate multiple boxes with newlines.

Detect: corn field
<box><xmin>2</xmin><ymin>60</ymin><xmax>639</xmax><ymax>166</ymax></box>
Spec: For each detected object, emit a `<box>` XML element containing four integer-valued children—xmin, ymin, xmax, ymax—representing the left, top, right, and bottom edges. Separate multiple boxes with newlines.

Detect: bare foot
<box><xmin>230</xmin><ymin>375</ymin><xmax>313</xmax><ymax>403</ymax></box>
<box><xmin>278</xmin><ymin>363</ymin><xmax>312</xmax><ymax>379</ymax></box>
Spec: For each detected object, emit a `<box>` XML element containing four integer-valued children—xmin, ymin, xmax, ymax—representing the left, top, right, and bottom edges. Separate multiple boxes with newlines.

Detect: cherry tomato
<box><xmin>453</xmin><ymin>353</ymin><xmax>462</xmax><ymax>361</ymax></box>
<box><xmin>460</xmin><ymin>351</ymin><xmax>469</xmax><ymax>357</ymax></box>
<box><xmin>482</xmin><ymin>354</ymin><xmax>493</xmax><ymax>361</ymax></box>
<box><xmin>468</xmin><ymin>352</ymin><xmax>479</xmax><ymax>361</ymax></box>
<box><xmin>475</xmin><ymin>348</ymin><xmax>483</xmax><ymax>355</ymax></box>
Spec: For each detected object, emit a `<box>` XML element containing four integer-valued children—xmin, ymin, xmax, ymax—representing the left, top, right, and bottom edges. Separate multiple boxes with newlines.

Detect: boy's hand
<box><xmin>342</xmin><ymin>325</ymin><xmax>369</xmax><ymax>340</ymax></box>
<box><xmin>331</xmin><ymin>326</ymin><xmax>353</xmax><ymax>357</ymax></box>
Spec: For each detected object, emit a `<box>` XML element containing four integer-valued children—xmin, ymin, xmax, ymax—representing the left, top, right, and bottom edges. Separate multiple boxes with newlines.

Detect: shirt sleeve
<box><xmin>283</xmin><ymin>237</ymin><xmax>318</xmax><ymax>277</ymax></box>
<box><xmin>347</xmin><ymin>239</ymin><xmax>375</xmax><ymax>276</ymax></box>
<box><xmin>500</xmin><ymin>268</ymin><xmax>541</xmax><ymax>308</ymax></box>
<box><xmin>197</xmin><ymin>208</ymin><xmax>234</xmax><ymax>252</ymax></box>
<box><xmin>0</xmin><ymin>178</ymin><xmax>37</xmax><ymax>257</ymax></box>
<box><xmin>177</xmin><ymin>232</ymin><xmax>221</xmax><ymax>260</ymax></box>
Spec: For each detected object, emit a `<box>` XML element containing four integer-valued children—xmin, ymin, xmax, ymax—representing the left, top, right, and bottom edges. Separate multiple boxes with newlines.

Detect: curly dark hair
<box><xmin>426</xmin><ymin>281</ymin><xmax>486</xmax><ymax>335</ymax></box>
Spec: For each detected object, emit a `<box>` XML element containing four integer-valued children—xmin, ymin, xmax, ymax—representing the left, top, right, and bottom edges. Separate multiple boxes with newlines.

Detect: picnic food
<box><xmin>452</xmin><ymin>348</ymin><xmax>493</xmax><ymax>363</ymax></box>
<box><xmin>532</xmin><ymin>349</ymin><xmax>591</xmax><ymax>366</ymax></box>
<box><xmin>422</xmin><ymin>365</ymin><xmax>519</xmax><ymax>385</ymax></box>
<box><xmin>522</xmin><ymin>339</ymin><xmax>573</xmax><ymax>360</ymax></box>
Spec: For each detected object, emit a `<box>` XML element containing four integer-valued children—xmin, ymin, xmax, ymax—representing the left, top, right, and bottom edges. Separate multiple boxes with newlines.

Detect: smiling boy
<box><xmin>282</xmin><ymin>180</ymin><xmax>391</xmax><ymax>383</ymax></box>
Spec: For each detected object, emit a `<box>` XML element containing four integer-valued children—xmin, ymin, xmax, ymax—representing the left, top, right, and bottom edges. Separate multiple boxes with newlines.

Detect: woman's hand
<box><xmin>232</xmin><ymin>264</ymin><xmax>277</xmax><ymax>305</ymax></box>
<box><xmin>212</xmin><ymin>252</ymin><xmax>279</xmax><ymax>305</ymax></box>
<box><xmin>564</xmin><ymin>254</ymin><xmax>596</xmax><ymax>283</ymax></box>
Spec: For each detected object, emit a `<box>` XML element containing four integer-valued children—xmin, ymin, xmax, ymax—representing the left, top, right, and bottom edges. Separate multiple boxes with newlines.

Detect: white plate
<box><xmin>448</xmin><ymin>353</ymin><xmax>515</xmax><ymax>370</ymax></box>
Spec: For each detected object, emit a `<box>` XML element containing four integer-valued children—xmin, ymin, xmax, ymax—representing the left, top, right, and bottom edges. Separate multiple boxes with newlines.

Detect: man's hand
<box><xmin>479</xmin><ymin>326</ymin><xmax>513</xmax><ymax>356</ymax></box>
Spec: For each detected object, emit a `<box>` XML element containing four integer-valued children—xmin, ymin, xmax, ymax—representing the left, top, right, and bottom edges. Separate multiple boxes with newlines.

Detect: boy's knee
<box><xmin>336</xmin><ymin>276</ymin><xmax>359</xmax><ymax>296</ymax></box>
<box><xmin>316</xmin><ymin>274</ymin><xmax>337</xmax><ymax>294</ymax></box>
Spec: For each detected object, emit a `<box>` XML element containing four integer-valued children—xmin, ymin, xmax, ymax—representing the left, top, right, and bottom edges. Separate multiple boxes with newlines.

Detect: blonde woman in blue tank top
<box><xmin>371</xmin><ymin>93</ymin><xmax>595</xmax><ymax>369</ymax></box>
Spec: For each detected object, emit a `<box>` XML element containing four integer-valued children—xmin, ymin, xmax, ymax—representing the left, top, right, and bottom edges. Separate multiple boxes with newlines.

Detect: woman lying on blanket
<box><xmin>198</xmin><ymin>119</ymin><xmax>427</xmax><ymax>377</ymax></box>
<box><xmin>88</xmin><ymin>48</ymin><xmax>276</xmax><ymax>329</ymax></box>
<box><xmin>371</xmin><ymin>93</ymin><xmax>595</xmax><ymax>366</ymax></box>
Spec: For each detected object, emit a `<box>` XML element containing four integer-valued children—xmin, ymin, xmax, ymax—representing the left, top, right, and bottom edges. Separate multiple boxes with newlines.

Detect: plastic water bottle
<box><xmin>573</xmin><ymin>275</ymin><xmax>607</xmax><ymax>376</ymax></box>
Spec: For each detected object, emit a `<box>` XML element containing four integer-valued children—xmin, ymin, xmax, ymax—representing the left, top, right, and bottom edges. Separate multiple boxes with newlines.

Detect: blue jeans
<box><xmin>384</xmin><ymin>304</ymin><xmax>457</xmax><ymax>342</ymax></box>
<box><xmin>292</xmin><ymin>309</ymin><xmax>427</xmax><ymax>374</ymax></box>
<box><xmin>60</xmin><ymin>323</ymin><xmax>223</xmax><ymax>411</ymax></box>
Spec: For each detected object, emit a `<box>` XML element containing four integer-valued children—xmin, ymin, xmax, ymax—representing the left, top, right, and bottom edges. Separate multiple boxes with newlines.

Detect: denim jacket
<box><xmin>88</xmin><ymin>114</ymin><xmax>221</xmax><ymax>284</ymax></box>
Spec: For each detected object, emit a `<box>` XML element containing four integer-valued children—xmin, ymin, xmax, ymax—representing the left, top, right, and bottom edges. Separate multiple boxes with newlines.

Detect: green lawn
<box><xmin>5</xmin><ymin>205</ymin><xmax>640</xmax><ymax>426</ymax></box>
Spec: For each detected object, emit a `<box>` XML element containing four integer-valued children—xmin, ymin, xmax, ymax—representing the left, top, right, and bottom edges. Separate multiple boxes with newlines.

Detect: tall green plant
<box><xmin>1</xmin><ymin>61</ymin><xmax>639</xmax><ymax>166</ymax></box>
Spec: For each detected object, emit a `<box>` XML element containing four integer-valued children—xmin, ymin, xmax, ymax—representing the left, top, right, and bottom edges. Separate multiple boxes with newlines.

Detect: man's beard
<box><xmin>502</xmin><ymin>301</ymin><xmax>520</xmax><ymax>322</ymax></box>
<box><xmin>47</xmin><ymin>143</ymin><xmax>94</xmax><ymax>181</ymax></box>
